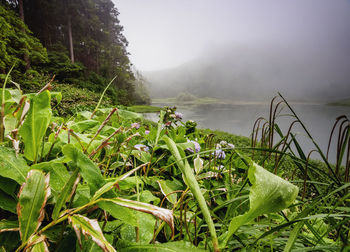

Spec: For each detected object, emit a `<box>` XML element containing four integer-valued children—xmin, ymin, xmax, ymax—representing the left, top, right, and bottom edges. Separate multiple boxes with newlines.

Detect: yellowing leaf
<box><xmin>68</xmin><ymin>214</ymin><xmax>115</xmax><ymax>252</ymax></box>
<box><xmin>100</xmin><ymin>198</ymin><xmax>174</xmax><ymax>238</ymax></box>
<box><xmin>17</xmin><ymin>170</ymin><xmax>50</xmax><ymax>242</ymax></box>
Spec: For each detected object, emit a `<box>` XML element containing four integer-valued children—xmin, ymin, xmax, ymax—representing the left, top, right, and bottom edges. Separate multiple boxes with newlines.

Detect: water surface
<box><xmin>148</xmin><ymin>102</ymin><xmax>349</xmax><ymax>163</ymax></box>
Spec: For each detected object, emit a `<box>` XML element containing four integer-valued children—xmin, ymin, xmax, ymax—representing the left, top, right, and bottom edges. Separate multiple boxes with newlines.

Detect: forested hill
<box><xmin>0</xmin><ymin>0</ymin><xmax>150</xmax><ymax>107</ymax></box>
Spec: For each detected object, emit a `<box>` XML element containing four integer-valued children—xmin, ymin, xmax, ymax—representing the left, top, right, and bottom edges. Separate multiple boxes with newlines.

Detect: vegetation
<box><xmin>0</xmin><ymin>0</ymin><xmax>150</xmax><ymax>106</ymax></box>
<box><xmin>0</xmin><ymin>79</ymin><xmax>349</xmax><ymax>251</ymax></box>
<box><xmin>128</xmin><ymin>105</ymin><xmax>162</xmax><ymax>113</ymax></box>
<box><xmin>329</xmin><ymin>98</ymin><xmax>350</xmax><ymax>107</ymax></box>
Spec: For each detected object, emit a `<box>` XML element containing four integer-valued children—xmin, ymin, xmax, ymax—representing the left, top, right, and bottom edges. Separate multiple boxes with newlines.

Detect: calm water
<box><xmin>148</xmin><ymin>102</ymin><xmax>350</xmax><ymax>163</ymax></box>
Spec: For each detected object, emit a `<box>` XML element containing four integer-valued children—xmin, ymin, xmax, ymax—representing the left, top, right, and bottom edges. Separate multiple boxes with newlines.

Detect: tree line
<box><xmin>0</xmin><ymin>0</ymin><xmax>150</xmax><ymax>105</ymax></box>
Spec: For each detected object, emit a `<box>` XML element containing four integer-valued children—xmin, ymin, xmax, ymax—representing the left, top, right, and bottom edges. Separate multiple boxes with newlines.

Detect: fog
<box><xmin>145</xmin><ymin>42</ymin><xmax>350</xmax><ymax>102</ymax></box>
<box><xmin>116</xmin><ymin>0</ymin><xmax>350</xmax><ymax>101</ymax></box>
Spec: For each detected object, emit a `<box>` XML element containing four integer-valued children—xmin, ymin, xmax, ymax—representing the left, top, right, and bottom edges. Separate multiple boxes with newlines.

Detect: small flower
<box><xmin>145</xmin><ymin>130</ymin><xmax>150</xmax><ymax>135</ymax></box>
<box><xmin>227</xmin><ymin>143</ymin><xmax>235</xmax><ymax>149</ymax></box>
<box><xmin>131</xmin><ymin>122</ymin><xmax>140</xmax><ymax>129</ymax></box>
<box><xmin>218</xmin><ymin>165</ymin><xmax>224</xmax><ymax>170</ymax></box>
<box><xmin>175</xmin><ymin>112</ymin><xmax>183</xmax><ymax>120</ymax></box>
<box><xmin>134</xmin><ymin>144</ymin><xmax>149</xmax><ymax>152</ymax></box>
<box><xmin>212</xmin><ymin>149</ymin><xmax>226</xmax><ymax>159</ymax></box>
<box><xmin>219</xmin><ymin>141</ymin><xmax>227</xmax><ymax>146</ymax></box>
<box><xmin>186</xmin><ymin>140</ymin><xmax>200</xmax><ymax>153</ymax></box>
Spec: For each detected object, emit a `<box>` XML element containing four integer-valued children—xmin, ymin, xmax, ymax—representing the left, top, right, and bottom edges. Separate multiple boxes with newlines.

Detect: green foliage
<box><xmin>0</xmin><ymin>87</ymin><xmax>348</xmax><ymax>251</ymax></box>
<box><xmin>53</xmin><ymin>84</ymin><xmax>113</xmax><ymax>116</ymax></box>
<box><xmin>176</xmin><ymin>92</ymin><xmax>197</xmax><ymax>102</ymax></box>
<box><xmin>19</xmin><ymin>90</ymin><xmax>52</xmax><ymax>162</ymax></box>
<box><xmin>0</xmin><ymin>0</ymin><xmax>149</xmax><ymax>106</ymax></box>
<box><xmin>128</xmin><ymin>105</ymin><xmax>161</xmax><ymax>113</ymax></box>
<box><xmin>0</xmin><ymin>4</ymin><xmax>47</xmax><ymax>81</ymax></box>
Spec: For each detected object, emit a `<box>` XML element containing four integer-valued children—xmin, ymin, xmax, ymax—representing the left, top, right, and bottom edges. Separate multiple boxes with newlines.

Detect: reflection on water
<box><xmin>147</xmin><ymin>102</ymin><xmax>350</xmax><ymax>163</ymax></box>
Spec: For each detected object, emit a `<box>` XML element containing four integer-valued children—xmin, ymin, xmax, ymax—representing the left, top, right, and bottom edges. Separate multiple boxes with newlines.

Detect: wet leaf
<box><xmin>63</xmin><ymin>144</ymin><xmax>105</xmax><ymax>196</ymax></box>
<box><xmin>157</xmin><ymin>180</ymin><xmax>177</xmax><ymax>205</ymax></box>
<box><xmin>17</xmin><ymin>170</ymin><xmax>51</xmax><ymax>242</ymax></box>
<box><xmin>18</xmin><ymin>91</ymin><xmax>52</xmax><ymax>162</ymax></box>
<box><xmin>51</xmin><ymin>168</ymin><xmax>80</xmax><ymax>220</ymax></box>
<box><xmin>222</xmin><ymin>162</ymin><xmax>299</xmax><ymax>246</ymax></box>
<box><xmin>32</xmin><ymin>162</ymin><xmax>70</xmax><ymax>200</ymax></box>
<box><xmin>0</xmin><ymin>189</ymin><xmax>16</xmax><ymax>213</ymax></box>
<box><xmin>69</xmin><ymin>120</ymin><xmax>99</xmax><ymax>133</ymax></box>
<box><xmin>0</xmin><ymin>220</ymin><xmax>19</xmax><ymax>233</ymax></box>
<box><xmin>0</xmin><ymin>147</ymin><xmax>30</xmax><ymax>185</ymax></box>
<box><xmin>100</xmin><ymin>198</ymin><xmax>174</xmax><ymax>238</ymax></box>
<box><xmin>68</xmin><ymin>214</ymin><xmax>116</xmax><ymax>252</ymax></box>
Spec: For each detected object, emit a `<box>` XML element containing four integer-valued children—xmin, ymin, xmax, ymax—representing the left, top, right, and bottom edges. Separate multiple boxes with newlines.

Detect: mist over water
<box><xmin>145</xmin><ymin>42</ymin><xmax>350</xmax><ymax>102</ymax></box>
<box><xmin>119</xmin><ymin>0</ymin><xmax>350</xmax><ymax>161</ymax></box>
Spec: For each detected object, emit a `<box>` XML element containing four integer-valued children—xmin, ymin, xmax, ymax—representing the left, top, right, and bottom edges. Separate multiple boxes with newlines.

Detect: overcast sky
<box><xmin>115</xmin><ymin>0</ymin><xmax>350</xmax><ymax>71</ymax></box>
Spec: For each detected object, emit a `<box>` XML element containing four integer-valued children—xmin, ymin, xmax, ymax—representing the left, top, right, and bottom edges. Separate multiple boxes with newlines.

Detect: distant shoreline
<box><xmin>151</xmin><ymin>97</ymin><xmax>332</xmax><ymax>106</ymax></box>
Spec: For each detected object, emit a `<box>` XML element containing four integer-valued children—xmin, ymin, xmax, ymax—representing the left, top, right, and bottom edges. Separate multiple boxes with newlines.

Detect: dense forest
<box><xmin>0</xmin><ymin>0</ymin><xmax>150</xmax><ymax>109</ymax></box>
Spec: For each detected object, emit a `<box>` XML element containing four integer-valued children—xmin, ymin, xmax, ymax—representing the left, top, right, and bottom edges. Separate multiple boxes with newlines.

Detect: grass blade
<box><xmin>162</xmin><ymin>135</ymin><xmax>219</xmax><ymax>251</ymax></box>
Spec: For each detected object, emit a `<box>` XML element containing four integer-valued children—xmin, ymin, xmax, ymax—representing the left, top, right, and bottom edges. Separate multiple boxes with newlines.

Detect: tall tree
<box><xmin>18</xmin><ymin>0</ymin><xmax>30</xmax><ymax>70</ymax></box>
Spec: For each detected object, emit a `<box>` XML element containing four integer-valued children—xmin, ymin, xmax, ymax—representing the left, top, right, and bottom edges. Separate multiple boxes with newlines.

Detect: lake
<box><xmin>148</xmin><ymin>102</ymin><xmax>350</xmax><ymax>163</ymax></box>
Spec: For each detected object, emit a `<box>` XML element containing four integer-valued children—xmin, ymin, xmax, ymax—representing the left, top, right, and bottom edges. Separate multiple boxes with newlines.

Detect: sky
<box><xmin>115</xmin><ymin>0</ymin><xmax>350</xmax><ymax>71</ymax></box>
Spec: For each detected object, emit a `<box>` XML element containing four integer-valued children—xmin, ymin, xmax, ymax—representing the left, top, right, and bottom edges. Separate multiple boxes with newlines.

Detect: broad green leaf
<box><xmin>131</xmin><ymin>150</ymin><xmax>151</xmax><ymax>163</ymax></box>
<box><xmin>0</xmin><ymin>176</ymin><xmax>17</xmax><ymax>196</ymax></box>
<box><xmin>117</xmin><ymin>109</ymin><xmax>142</xmax><ymax>120</ymax></box>
<box><xmin>0</xmin><ymin>189</ymin><xmax>16</xmax><ymax>213</ymax></box>
<box><xmin>157</xmin><ymin>180</ymin><xmax>177</xmax><ymax>205</ymax></box>
<box><xmin>7</xmin><ymin>89</ymin><xmax>22</xmax><ymax>104</ymax></box>
<box><xmin>162</xmin><ymin>135</ymin><xmax>219</xmax><ymax>250</ymax></box>
<box><xmin>100</xmin><ymin>198</ymin><xmax>174</xmax><ymax>237</ymax></box>
<box><xmin>77</xmin><ymin>111</ymin><xmax>93</xmax><ymax>120</ymax></box>
<box><xmin>92</xmin><ymin>164</ymin><xmax>145</xmax><ymax>200</ymax></box>
<box><xmin>51</xmin><ymin>168</ymin><xmax>80</xmax><ymax>220</ymax></box>
<box><xmin>62</xmin><ymin>144</ymin><xmax>105</xmax><ymax>196</ymax></box>
<box><xmin>119</xmin><ymin>241</ymin><xmax>206</xmax><ymax>252</ymax></box>
<box><xmin>32</xmin><ymin>162</ymin><xmax>70</xmax><ymax>200</ymax></box>
<box><xmin>68</xmin><ymin>214</ymin><xmax>116</xmax><ymax>252</ymax></box>
<box><xmin>4</xmin><ymin>114</ymin><xmax>17</xmax><ymax>136</ymax></box>
<box><xmin>0</xmin><ymin>220</ymin><xmax>19</xmax><ymax>232</ymax></box>
<box><xmin>222</xmin><ymin>162</ymin><xmax>299</xmax><ymax>247</ymax></box>
<box><xmin>137</xmin><ymin>212</ymin><xmax>156</xmax><ymax>243</ymax></box>
<box><xmin>0</xmin><ymin>88</ymin><xmax>16</xmax><ymax>115</ymax></box>
<box><xmin>138</xmin><ymin>190</ymin><xmax>160</xmax><ymax>205</ymax></box>
<box><xmin>18</xmin><ymin>91</ymin><xmax>52</xmax><ymax>162</ymax></box>
<box><xmin>120</xmin><ymin>212</ymin><xmax>156</xmax><ymax>244</ymax></box>
<box><xmin>69</xmin><ymin>120</ymin><xmax>99</xmax><ymax>133</ymax></box>
<box><xmin>98</xmin><ymin>201</ymin><xmax>138</xmax><ymax>226</ymax></box>
<box><xmin>0</xmin><ymin>147</ymin><xmax>30</xmax><ymax>184</ymax></box>
<box><xmin>72</xmin><ymin>184</ymin><xmax>91</xmax><ymax>208</ymax></box>
<box><xmin>17</xmin><ymin>170</ymin><xmax>50</xmax><ymax>242</ymax></box>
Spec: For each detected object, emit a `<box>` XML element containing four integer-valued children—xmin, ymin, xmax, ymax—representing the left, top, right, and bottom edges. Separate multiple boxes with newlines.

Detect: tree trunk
<box><xmin>67</xmin><ymin>14</ymin><xmax>75</xmax><ymax>63</ymax></box>
<box><xmin>18</xmin><ymin>0</ymin><xmax>31</xmax><ymax>70</ymax></box>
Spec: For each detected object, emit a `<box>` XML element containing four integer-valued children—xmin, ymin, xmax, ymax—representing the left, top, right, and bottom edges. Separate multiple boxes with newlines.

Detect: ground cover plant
<box><xmin>0</xmin><ymin>77</ymin><xmax>349</xmax><ymax>251</ymax></box>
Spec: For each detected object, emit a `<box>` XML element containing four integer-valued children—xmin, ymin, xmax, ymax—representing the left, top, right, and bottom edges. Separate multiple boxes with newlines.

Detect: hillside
<box><xmin>145</xmin><ymin>43</ymin><xmax>350</xmax><ymax>102</ymax></box>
